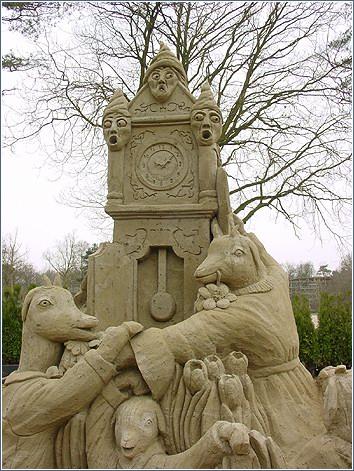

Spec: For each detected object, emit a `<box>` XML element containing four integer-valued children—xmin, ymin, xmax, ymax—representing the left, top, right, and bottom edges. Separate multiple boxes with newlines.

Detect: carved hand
<box><xmin>207</xmin><ymin>421</ymin><xmax>250</xmax><ymax>456</ymax></box>
<box><xmin>113</xmin><ymin>369</ymin><xmax>150</xmax><ymax>396</ymax></box>
<box><xmin>113</xmin><ymin>342</ymin><xmax>137</xmax><ymax>370</ymax></box>
<box><xmin>218</xmin><ymin>422</ymin><xmax>250</xmax><ymax>455</ymax></box>
<box><xmin>96</xmin><ymin>322</ymin><xmax>143</xmax><ymax>364</ymax></box>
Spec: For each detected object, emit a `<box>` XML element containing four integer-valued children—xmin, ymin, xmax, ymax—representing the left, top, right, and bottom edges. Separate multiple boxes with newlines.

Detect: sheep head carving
<box><xmin>113</xmin><ymin>396</ymin><xmax>166</xmax><ymax>461</ymax></box>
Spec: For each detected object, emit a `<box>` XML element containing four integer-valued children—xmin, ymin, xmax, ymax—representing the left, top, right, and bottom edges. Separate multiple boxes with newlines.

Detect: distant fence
<box><xmin>289</xmin><ymin>276</ymin><xmax>332</xmax><ymax>312</ymax></box>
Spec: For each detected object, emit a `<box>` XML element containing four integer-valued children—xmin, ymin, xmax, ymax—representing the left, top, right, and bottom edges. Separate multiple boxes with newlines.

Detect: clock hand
<box><xmin>160</xmin><ymin>156</ymin><xmax>172</xmax><ymax>168</ymax></box>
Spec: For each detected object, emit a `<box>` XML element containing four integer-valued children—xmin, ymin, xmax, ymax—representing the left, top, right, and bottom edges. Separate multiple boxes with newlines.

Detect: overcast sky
<box><xmin>1</xmin><ymin>15</ymin><xmax>351</xmax><ymax>274</ymax></box>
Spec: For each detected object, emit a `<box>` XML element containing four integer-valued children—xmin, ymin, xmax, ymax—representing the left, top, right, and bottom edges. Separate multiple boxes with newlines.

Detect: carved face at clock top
<box><xmin>103</xmin><ymin>112</ymin><xmax>131</xmax><ymax>151</ymax></box>
<box><xmin>147</xmin><ymin>67</ymin><xmax>179</xmax><ymax>102</ymax></box>
<box><xmin>191</xmin><ymin>109</ymin><xmax>222</xmax><ymax>146</ymax></box>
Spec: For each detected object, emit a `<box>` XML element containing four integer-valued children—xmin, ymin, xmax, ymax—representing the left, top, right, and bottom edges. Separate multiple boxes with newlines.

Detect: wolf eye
<box><xmin>38</xmin><ymin>299</ymin><xmax>52</xmax><ymax>307</ymax></box>
<box><xmin>145</xmin><ymin>418</ymin><xmax>153</xmax><ymax>426</ymax></box>
<box><xmin>233</xmin><ymin>249</ymin><xmax>244</xmax><ymax>257</ymax></box>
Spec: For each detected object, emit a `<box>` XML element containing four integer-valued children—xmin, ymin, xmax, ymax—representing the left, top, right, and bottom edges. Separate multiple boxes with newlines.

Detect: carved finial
<box><xmin>143</xmin><ymin>43</ymin><xmax>188</xmax><ymax>86</ymax></box>
<box><xmin>103</xmin><ymin>88</ymin><xmax>129</xmax><ymax>120</ymax></box>
<box><xmin>192</xmin><ymin>81</ymin><xmax>221</xmax><ymax>116</ymax></box>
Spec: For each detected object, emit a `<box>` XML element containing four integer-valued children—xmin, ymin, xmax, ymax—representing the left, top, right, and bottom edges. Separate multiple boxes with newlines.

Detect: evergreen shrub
<box><xmin>292</xmin><ymin>293</ymin><xmax>316</xmax><ymax>371</ymax></box>
<box><xmin>315</xmin><ymin>292</ymin><xmax>352</xmax><ymax>369</ymax></box>
<box><xmin>2</xmin><ymin>284</ymin><xmax>23</xmax><ymax>364</ymax></box>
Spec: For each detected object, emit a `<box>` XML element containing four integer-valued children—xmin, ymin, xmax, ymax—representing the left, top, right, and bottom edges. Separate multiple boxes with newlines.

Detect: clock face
<box><xmin>136</xmin><ymin>142</ymin><xmax>187</xmax><ymax>190</ymax></box>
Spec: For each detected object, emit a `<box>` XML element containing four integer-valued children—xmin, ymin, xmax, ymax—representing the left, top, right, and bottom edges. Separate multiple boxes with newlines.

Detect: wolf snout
<box><xmin>194</xmin><ymin>263</ymin><xmax>216</xmax><ymax>281</ymax></box>
<box><xmin>77</xmin><ymin>315</ymin><xmax>99</xmax><ymax>329</ymax></box>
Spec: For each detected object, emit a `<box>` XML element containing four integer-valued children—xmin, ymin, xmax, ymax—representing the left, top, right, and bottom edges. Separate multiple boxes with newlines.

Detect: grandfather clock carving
<box><xmin>86</xmin><ymin>44</ymin><xmax>224</xmax><ymax>330</ymax></box>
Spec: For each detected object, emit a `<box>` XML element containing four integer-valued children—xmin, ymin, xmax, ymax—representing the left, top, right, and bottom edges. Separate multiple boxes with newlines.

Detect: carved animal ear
<box><xmin>21</xmin><ymin>292</ymin><xmax>33</xmax><ymax>321</ymax></box>
<box><xmin>21</xmin><ymin>287</ymin><xmax>40</xmax><ymax>321</ymax></box>
<box><xmin>232</xmin><ymin>214</ymin><xmax>246</xmax><ymax>235</ymax></box>
<box><xmin>53</xmin><ymin>274</ymin><xmax>63</xmax><ymax>287</ymax></box>
<box><xmin>211</xmin><ymin>218</ymin><xmax>224</xmax><ymax>238</ymax></box>
<box><xmin>228</xmin><ymin>213</ymin><xmax>236</xmax><ymax>234</ymax></box>
<box><xmin>42</xmin><ymin>274</ymin><xmax>52</xmax><ymax>286</ymax></box>
<box><xmin>155</xmin><ymin>408</ymin><xmax>167</xmax><ymax>438</ymax></box>
<box><xmin>231</xmin><ymin>225</ymin><xmax>241</xmax><ymax>237</ymax></box>
<box><xmin>73</xmin><ymin>274</ymin><xmax>87</xmax><ymax>309</ymax></box>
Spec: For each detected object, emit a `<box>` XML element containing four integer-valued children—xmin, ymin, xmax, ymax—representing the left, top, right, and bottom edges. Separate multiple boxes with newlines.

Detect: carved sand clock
<box><xmin>86</xmin><ymin>44</ymin><xmax>222</xmax><ymax>330</ymax></box>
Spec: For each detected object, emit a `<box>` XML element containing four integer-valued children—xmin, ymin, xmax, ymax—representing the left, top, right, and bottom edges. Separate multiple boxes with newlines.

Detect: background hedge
<box><xmin>292</xmin><ymin>291</ymin><xmax>352</xmax><ymax>374</ymax></box>
<box><xmin>2</xmin><ymin>285</ymin><xmax>23</xmax><ymax>364</ymax></box>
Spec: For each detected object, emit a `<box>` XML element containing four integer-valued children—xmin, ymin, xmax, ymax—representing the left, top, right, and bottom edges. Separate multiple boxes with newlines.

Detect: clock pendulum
<box><xmin>150</xmin><ymin>247</ymin><xmax>176</xmax><ymax>322</ymax></box>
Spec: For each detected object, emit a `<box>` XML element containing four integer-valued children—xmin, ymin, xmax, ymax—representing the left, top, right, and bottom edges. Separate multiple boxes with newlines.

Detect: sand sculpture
<box><xmin>2</xmin><ymin>43</ymin><xmax>351</xmax><ymax>469</ymax></box>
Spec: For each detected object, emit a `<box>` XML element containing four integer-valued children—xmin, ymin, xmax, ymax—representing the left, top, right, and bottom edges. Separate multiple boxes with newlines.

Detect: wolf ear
<box><xmin>211</xmin><ymin>218</ymin><xmax>224</xmax><ymax>238</ymax></box>
<box><xmin>53</xmin><ymin>274</ymin><xmax>63</xmax><ymax>287</ymax></box>
<box><xmin>232</xmin><ymin>214</ymin><xmax>246</xmax><ymax>235</ymax></box>
<box><xmin>42</xmin><ymin>274</ymin><xmax>52</xmax><ymax>286</ymax></box>
<box><xmin>231</xmin><ymin>225</ymin><xmax>241</xmax><ymax>237</ymax></box>
<box><xmin>230</xmin><ymin>214</ymin><xmax>241</xmax><ymax>237</ymax></box>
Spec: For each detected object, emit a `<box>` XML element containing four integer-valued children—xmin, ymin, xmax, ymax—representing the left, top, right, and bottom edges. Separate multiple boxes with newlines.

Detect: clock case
<box><xmin>87</xmin><ymin>80</ymin><xmax>219</xmax><ymax>331</ymax></box>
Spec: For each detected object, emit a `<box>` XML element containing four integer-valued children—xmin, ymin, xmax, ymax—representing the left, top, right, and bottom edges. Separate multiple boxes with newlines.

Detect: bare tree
<box><xmin>328</xmin><ymin>254</ymin><xmax>352</xmax><ymax>294</ymax></box>
<box><xmin>42</xmin><ymin>231</ymin><xmax>89</xmax><ymax>292</ymax></box>
<box><xmin>283</xmin><ymin>261</ymin><xmax>317</xmax><ymax>280</ymax></box>
<box><xmin>2</xmin><ymin>1</ymin><xmax>352</xmax><ymax>244</ymax></box>
<box><xmin>1</xmin><ymin>2</ymin><xmax>76</xmax><ymax>38</ymax></box>
<box><xmin>2</xmin><ymin>230</ymin><xmax>44</xmax><ymax>294</ymax></box>
<box><xmin>2</xmin><ymin>230</ymin><xmax>29</xmax><ymax>288</ymax></box>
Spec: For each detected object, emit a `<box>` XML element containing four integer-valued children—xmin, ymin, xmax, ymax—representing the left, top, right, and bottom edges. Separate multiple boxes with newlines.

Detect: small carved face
<box><xmin>115</xmin><ymin>410</ymin><xmax>159</xmax><ymax>459</ymax></box>
<box><xmin>191</xmin><ymin>109</ymin><xmax>222</xmax><ymax>146</ymax></box>
<box><xmin>103</xmin><ymin>113</ymin><xmax>131</xmax><ymax>151</ymax></box>
<box><xmin>147</xmin><ymin>67</ymin><xmax>179</xmax><ymax>102</ymax></box>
